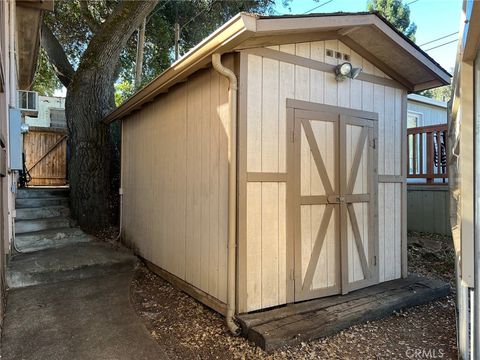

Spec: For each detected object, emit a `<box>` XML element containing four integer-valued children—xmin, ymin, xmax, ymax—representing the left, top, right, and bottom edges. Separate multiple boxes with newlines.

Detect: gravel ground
<box><xmin>130</xmin><ymin>232</ymin><xmax>457</xmax><ymax>359</ymax></box>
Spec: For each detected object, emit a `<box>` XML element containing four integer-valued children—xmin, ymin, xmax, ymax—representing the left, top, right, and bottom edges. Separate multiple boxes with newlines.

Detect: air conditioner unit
<box><xmin>17</xmin><ymin>90</ymin><xmax>38</xmax><ymax>116</ymax></box>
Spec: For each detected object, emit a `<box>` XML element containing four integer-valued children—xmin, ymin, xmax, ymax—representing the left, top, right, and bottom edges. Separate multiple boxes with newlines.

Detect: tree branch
<box><xmin>40</xmin><ymin>22</ymin><xmax>75</xmax><ymax>88</ymax></box>
<box><xmin>79</xmin><ymin>0</ymin><xmax>158</xmax><ymax>74</ymax></box>
<box><xmin>79</xmin><ymin>0</ymin><xmax>100</xmax><ymax>33</ymax></box>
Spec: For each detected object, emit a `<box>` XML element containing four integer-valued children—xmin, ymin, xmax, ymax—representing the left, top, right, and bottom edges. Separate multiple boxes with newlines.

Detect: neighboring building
<box><xmin>405</xmin><ymin>94</ymin><xmax>449</xmax><ymax>235</ymax></box>
<box><xmin>0</xmin><ymin>0</ymin><xmax>50</xmax><ymax>324</ymax></box>
<box><xmin>25</xmin><ymin>95</ymin><xmax>66</xmax><ymax>128</ymax></box>
<box><xmin>105</xmin><ymin>12</ymin><xmax>449</xmax><ymax>331</ymax></box>
<box><xmin>406</xmin><ymin>95</ymin><xmax>448</xmax><ymax>186</ymax></box>
<box><xmin>450</xmin><ymin>1</ymin><xmax>480</xmax><ymax>358</ymax></box>
<box><xmin>407</xmin><ymin>93</ymin><xmax>447</xmax><ymax>128</ymax></box>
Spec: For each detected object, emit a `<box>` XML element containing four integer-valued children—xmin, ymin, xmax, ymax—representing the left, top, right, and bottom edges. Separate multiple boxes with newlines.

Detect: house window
<box><xmin>407</xmin><ymin>111</ymin><xmax>422</xmax><ymax>128</ymax></box>
<box><xmin>407</xmin><ymin>111</ymin><xmax>423</xmax><ymax>175</ymax></box>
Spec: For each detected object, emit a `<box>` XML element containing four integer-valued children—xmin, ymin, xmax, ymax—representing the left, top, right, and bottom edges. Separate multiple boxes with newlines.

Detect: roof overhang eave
<box><xmin>105</xmin><ymin>12</ymin><xmax>451</xmax><ymax>123</ymax></box>
<box><xmin>368</xmin><ymin>16</ymin><xmax>451</xmax><ymax>86</ymax></box>
<box><xmin>255</xmin><ymin>14</ymin><xmax>450</xmax><ymax>85</ymax></box>
<box><xmin>104</xmin><ymin>13</ymin><xmax>256</xmax><ymax>123</ymax></box>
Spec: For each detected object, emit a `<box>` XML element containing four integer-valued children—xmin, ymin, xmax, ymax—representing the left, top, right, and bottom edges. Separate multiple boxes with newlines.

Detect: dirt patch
<box><xmin>130</xmin><ymin>233</ymin><xmax>457</xmax><ymax>359</ymax></box>
<box><xmin>408</xmin><ymin>231</ymin><xmax>455</xmax><ymax>287</ymax></box>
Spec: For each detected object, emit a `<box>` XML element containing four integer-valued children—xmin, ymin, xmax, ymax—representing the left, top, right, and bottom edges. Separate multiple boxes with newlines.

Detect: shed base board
<box><xmin>237</xmin><ymin>275</ymin><xmax>450</xmax><ymax>352</ymax></box>
<box><xmin>142</xmin><ymin>258</ymin><xmax>227</xmax><ymax>316</ymax></box>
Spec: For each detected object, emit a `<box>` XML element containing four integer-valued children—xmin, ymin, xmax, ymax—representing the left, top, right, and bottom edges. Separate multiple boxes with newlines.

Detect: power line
<box><xmin>174</xmin><ymin>1</ymin><xmax>219</xmax><ymax>59</ymax></box>
<box><xmin>146</xmin><ymin>0</ymin><xmax>173</xmax><ymax>24</ymax></box>
<box><xmin>406</xmin><ymin>0</ymin><xmax>419</xmax><ymax>5</ymax></box>
<box><xmin>424</xmin><ymin>39</ymin><xmax>458</xmax><ymax>52</ymax></box>
<box><xmin>419</xmin><ymin>31</ymin><xmax>459</xmax><ymax>47</ymax></box>
<box><xmin>303</xmin><ymin>0</ymin><xmax>334</xmax><ymax>14</ymax></box>
<box><xmin>181</xmin><ymin>1</ymin><xmax>216</xmax><ymax>30</ymax></box>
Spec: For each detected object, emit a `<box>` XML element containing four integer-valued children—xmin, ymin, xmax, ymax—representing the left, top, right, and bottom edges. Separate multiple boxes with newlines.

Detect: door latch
<box><xmin>327</xmin><ymin>195</ymin><xmax>346</xmax><ymax>204</ymax></box>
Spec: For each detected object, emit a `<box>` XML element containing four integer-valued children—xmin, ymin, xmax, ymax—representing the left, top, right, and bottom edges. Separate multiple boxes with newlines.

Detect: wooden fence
<box><xmin>407</xmin><ymin>124</ymin><xmax>448</xmax><ymax>184</ymax></box>
<box><xmin>23</xmin><ymin>126</ymin><xmax>67</xmax><ymax>186</ymax></box>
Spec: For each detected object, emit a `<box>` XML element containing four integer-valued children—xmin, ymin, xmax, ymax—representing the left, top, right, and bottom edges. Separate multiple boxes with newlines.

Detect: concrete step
<box><xmin>17</xmin><ymin>188</ymin><xmax>69</xmax><ymax>199</ymax></box>
<box><xmin>16</xmin><ymin>205</ymin><xmax>70</xmax><ymax>221</ymax></box>
<box><xmin>16</xmin><ymin>197</ymin><xmax>69</xmax><ymax>209</ymax></box>
<box><xmin>6</xmin><ymin>242</ymin><xmax>136</xmax><ymax>289</ymax></box>
<box><xmin>15</xmin><ymin>217</ymin><xmax>71</xmax><ymax>235</ymax></box>
<box><xmin>14</xmin><ymin>227</ymin><xmax>93</xmax><ymax>253</ymax></box>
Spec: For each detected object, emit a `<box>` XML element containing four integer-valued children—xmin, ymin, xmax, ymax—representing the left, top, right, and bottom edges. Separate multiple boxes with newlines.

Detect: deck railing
<box><xmin>407</xmin><ymin>124</ymin><xmax>448</xmax><ymax>184</ymax></box>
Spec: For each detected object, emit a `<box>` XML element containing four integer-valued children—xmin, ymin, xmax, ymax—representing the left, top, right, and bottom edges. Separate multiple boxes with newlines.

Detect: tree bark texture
<box><xmin>43</xmin><ymin>0</ymin><xmax>158</xmax><ymax>232</ymax></box>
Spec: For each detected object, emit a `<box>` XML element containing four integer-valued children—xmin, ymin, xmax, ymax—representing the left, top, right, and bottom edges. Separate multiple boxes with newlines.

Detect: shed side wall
<box><xmin>239</xmin><ymin>40</ymin><xmax>405</xmax><ymax>313</ymax></box>
<box><xmin>122</xmin><ymin>60</ymin><xmax>232</xmax><ymax>304</ymax></box>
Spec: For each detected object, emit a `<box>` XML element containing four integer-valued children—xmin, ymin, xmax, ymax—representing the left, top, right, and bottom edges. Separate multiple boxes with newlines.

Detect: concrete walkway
<box><xmin>2</xmin><ymin>272</ymin><xmax>167</xmax><ymax>360</ymax></box>
<box><xmin>1</xmin><ymin>188</ymin><xmax>167</xmax><ymax>359</ymax></box>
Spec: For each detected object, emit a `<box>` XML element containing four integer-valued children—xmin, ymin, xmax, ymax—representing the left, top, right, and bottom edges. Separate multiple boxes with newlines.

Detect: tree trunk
<box><xmin>65</xmin><ymin>70</ymin><xmax>116</xmax><ymax>231</ymax></box>
<box><xmin>62</xmin><ymin>0</ymin><xmax>158</xmax><ymax>232</ymax></box>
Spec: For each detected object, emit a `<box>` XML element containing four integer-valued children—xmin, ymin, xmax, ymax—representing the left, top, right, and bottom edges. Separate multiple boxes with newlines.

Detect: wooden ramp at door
<box><xmin>237</xmin><ymin>275</ymin><xmax>449</xmax><ymax>352</ymax></box>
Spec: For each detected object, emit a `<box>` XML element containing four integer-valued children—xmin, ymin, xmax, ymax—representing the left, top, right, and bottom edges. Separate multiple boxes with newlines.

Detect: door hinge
<box><xmin>291</xmin><ymin>128</ymin><xmax>295</xmax><ymax>143</ymax></box>
<box><xmin>370</xmin><ymin>138</ymin><xmax>376</xmax><ymax>149</ymax></box>
<box><xmin>374</xmin><ymin>255</ymin><xmax>377</xmax><ymax>266</ymax></box>
<box><xmin>290</xmin><ymin>268</ymin><xmax>295</xmax><ymax>280</ymax></box>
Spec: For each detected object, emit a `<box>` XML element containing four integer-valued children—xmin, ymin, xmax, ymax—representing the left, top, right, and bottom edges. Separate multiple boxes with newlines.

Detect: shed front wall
<box><xmin>122</xmin><ymin>59</ymin><xmax>232</xmax><ymax>305</ymax></box>
<box><xmin>238</xmin><ymin>40</ymin><xmax>406</xmax><ymax>313</ymax></box>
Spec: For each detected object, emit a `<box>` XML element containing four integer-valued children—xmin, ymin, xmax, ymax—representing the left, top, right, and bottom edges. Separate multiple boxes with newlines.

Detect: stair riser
<box><xmin>16</xmin><ymin>207</ymin><xmax>70</xmax><ymax>221</ymax></box>
<box><xmin>15</xmin><ymin>234</ymin><xmax>93</xmax><ymax>253</ymax></box>
<box><xmin>17</xmin><ymin>189</ymin><xmax>69</xmax><ymax>199</ymax></box>
<box><xmin>15</xmin><ymin>228</ymin><xmax>84</xmax><ymax>243</ymax></box>
<box><xmin>16</xmin><ymin>198</ymin><xmax>69</xmax><ymax>209</ymax></box>
<box><xmin>7</xmin><ymin>261</ymin><xmax>135</xmax><ymax>289</ymax></box>
<box><xmin>15</xmin><ymin>218</ymin><xmax>71</xmax><ymax>234</ymax></box>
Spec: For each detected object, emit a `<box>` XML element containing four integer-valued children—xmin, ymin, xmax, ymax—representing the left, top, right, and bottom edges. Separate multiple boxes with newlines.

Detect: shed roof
<box><xmin>105</xmin><ymin>12</ymin><xmax>451</xmax><ymax>123</ymax></box>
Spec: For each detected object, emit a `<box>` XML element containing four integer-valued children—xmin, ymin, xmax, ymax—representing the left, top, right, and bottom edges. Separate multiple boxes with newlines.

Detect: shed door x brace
<box><xmin>288</xmin><ymin>107</ymin><xmax>379</xmax><ymax>302</ymax></box>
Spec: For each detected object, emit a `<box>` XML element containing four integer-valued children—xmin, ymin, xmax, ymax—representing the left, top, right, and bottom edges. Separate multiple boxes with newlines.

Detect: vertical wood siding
<box><xmin>407</xmin><ymin>186</ymin><xmax>450</xmax><ymax>235</ymax></box>
<box><xmin>122</xmin><ymin>62</ymin><xmax>231</xmax><ymax>304</ymax></box>
<box><xmin>241</xmin><ymin>40</ymin><xmax>404</xmax><ymax>312</ymax></box>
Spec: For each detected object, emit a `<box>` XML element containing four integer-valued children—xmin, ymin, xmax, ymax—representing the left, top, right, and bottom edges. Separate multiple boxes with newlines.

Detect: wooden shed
<box><xmin>105</xmin><ymin>12</ymin><xmax>450</xmax><ymax>326</ymax></box>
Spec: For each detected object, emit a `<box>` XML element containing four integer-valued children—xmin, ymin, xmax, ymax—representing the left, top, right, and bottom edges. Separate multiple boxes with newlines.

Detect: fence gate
<box><xmin>23</xmin><ymin>127</ymin><xmax>68</xmax><ymax>186</ymax></box>
<box><xmin>289</xmin><ymin>107</ymin><xmax>378</xmax><ymax>302</ymax></box>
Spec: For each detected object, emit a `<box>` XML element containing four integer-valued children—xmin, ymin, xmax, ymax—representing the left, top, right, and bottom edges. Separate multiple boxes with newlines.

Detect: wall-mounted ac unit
<box><xmin>17</xmin><ymin>90</ymin><xmax>38</xmax><ymax>116</ymax></box>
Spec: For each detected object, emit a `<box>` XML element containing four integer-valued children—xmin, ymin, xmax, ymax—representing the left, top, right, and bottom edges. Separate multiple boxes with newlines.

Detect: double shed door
<box><xmin>288</xmin><ymin>106</ymin><xmax>378</xmax><ymax>302</ymax></box>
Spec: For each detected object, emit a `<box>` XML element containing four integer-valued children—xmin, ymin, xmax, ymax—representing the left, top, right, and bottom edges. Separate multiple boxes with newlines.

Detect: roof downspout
<box><xmin>211</xmin><ymin>53</ymin><xmax>240</xmax><ymax>336</ymax></box>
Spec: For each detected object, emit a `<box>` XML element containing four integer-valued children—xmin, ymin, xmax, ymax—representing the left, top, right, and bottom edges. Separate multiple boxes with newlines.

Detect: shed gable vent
<box><xmin>326</xmin><ymin>49</ymin><xmax>351</xmax><ymax>62</ymax></box>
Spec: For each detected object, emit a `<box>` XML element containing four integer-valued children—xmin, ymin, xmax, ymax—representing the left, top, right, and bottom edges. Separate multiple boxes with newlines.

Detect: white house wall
<box><xmin>240</xmin><ymin>40</ymin><xmax>405</xmax><ymax>313</ymax></box>
<box><xmin>25</xmin><ymin>95</ymin><xmax>66</xmax><ymax>128</ymax></box>
<box><xmin>407</xmin><ymin>101</ymin><xmax>447</xmax><ymax>127</ymax></box>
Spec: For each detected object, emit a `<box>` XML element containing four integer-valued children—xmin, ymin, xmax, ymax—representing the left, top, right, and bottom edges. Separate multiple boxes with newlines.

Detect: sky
<box><xmin>274</xmin><ymin>0</ymin><xmax>462</xmax><ymax>72</ymax></box>
<box><xmin>54</xmin><ymin>0</ymin><xmax>461</xmax><ymax>97</ymax></box>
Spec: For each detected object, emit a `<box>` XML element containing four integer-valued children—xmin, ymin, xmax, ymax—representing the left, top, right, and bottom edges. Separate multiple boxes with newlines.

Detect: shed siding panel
<box><xmin>122</xmin><ymin>65</ymin><xmax>230</xmax><ymax>304</ymax></box>
<box><xmin>242</xmin><ymin>40</ymin><xmax>404</xmax><ymax>312</ymax></box>
<box><xmin>247</xmin><ymin>54</ymin><xmax>262</xmax><ymax>172</ymax></box>
<box><xmin>246</xmin><ymin>182</ymin><xmax>262</xmax><ymax>310</ymax></box>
